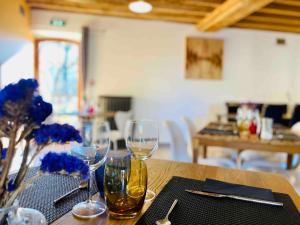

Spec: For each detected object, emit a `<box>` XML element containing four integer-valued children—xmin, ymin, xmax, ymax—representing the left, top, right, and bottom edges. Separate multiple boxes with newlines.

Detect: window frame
<box><xmin>34</xmin><ymin>38</ymin><xmax>83</xmax><ymax>111</ymax></box>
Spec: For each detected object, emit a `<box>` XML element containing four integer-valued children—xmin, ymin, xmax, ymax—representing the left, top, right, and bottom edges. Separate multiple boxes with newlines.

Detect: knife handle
<box><xmin>54</xmin><ymin>187</ymin><xmax>79</xmax><ymax>204</ymax></box>
<box><xmin>227</xmin><ymin>195</ymin><xmax>283</xmax><ymax>207</ymax></box>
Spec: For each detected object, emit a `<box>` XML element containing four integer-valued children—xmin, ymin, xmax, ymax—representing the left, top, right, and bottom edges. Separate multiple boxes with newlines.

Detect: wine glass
<box><xmin>124</xmin><ymin>119</ymin><xmax>159</xmax><ymax>201</ymax></box>
<box><xmin>71</xmin><ymin>121</ymin><xmax>110</xmax><ymax>219</ymax></box>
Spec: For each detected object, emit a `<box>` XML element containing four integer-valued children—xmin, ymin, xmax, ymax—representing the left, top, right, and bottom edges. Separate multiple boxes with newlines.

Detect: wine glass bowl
<box><xmin>125</xmin><ymin>120</ymin><xmax>159</xmax><ymax>160</ymax></box>
<box><xmin>71</xmin><ymin>144</ymin><xmax>108</xmax><ymax>171</ymax></box>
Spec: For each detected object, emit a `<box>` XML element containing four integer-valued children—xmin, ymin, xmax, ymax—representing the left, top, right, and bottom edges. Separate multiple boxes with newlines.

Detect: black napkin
<box><xmin>202</xmin><ymin>179</ymin><xmax>275</xmax><ymax>201</ymax></box>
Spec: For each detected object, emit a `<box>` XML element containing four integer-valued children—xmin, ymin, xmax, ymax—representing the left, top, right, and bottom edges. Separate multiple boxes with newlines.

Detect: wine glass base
<box><xmin>145</xmin><ymin>189</ymin><xmax>156</xmax><ymax>202</ymax></box>
<box><xmin>72</xmin><ymin>201</ymin><xmax>106</xmax><ymax>219</ymax></box>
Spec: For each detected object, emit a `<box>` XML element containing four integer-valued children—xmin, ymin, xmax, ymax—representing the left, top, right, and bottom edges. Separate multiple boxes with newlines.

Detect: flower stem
<box><xmin>0</xmin><ymin>122</ymin><xmax>18</xmax><ymax>199</ymax></box>
<box><xmin>14</xmin><ymin>140</ymin><xmax>30</xmax><ymax>187</ymax></box>
<box><xmin>0</xmin><ymin>139</ymin><xmax>3</xmax><ymax>169</ymax></box>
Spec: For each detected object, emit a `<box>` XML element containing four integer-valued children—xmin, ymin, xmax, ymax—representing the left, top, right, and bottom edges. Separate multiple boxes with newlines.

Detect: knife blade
<box><xmin>185</xmin><ymin>189</ymin><xmax>283</xmax><ymax>207</ymax></box>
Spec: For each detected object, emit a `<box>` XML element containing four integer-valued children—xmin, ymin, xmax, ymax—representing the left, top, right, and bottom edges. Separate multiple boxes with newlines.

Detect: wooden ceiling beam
<box><xmin>274</xmin><ymin>0</ymin><xmax>300</xmax><ymax>7</ymax></box>
<box><xmin>27</xmin><ymin>1</ymin><xmax>206</xmax><ymax>24</ymax></box>
<box><xmin>245</xmin><ymin>14</ymin><xmax>300</xmax><ymax>26</ymax></box>
<box><xmin>197</xmin><ymin>0</ymin><xmax>275</xmax><ymax>32</ymax></box>
<box><xmin>26</xmin><ymin>0</ymin><xmax>300</xmax><ymax>34</ymax></box>
<box><xmin>27</xmin><ymin>0</ymin><xmax>214</xmax><ymax>16</ymax></box>
<box><xmin>259</xmin><ymin>7</ymin><xmax>300</xmax><ymax>17</ymax></box>
<box><xmin>149</xmin><ymin>0</ymin><xmax>224</xmax><ymax>8</ymax></box>
<box><xmin>234</xmin><ymin>21</ymin><xmax>300</xmax><ymax>34</ymax></box>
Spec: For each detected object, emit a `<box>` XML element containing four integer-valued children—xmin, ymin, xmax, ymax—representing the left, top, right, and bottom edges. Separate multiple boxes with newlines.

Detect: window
<box><xmin>35</xmin><ymin>39</ymin><xmax>81</xmax><ymax>116</ymax></box>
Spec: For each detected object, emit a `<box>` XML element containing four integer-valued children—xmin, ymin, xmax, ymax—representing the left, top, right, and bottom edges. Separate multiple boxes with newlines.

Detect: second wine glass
<box><xmin>124</xmin><ymin>119</ymin><xmax>159</xmax><ymax>201</ymax></box>
<box><xmin>71</xmin><ymin>121</ymin><xmax>110</xmax><ymax>219</ymax></box>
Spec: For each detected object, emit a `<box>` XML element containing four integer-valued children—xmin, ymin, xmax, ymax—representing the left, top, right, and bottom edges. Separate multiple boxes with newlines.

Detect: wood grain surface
<box><xmin>51</xmin><ymin>159</ymin><xmax>300</xmax><ymax>225</ymax></box>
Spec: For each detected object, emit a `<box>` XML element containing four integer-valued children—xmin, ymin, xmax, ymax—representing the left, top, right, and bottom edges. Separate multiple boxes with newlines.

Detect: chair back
<box><xmin>181</xmin><ymin>117</ymin><xmax>197</xmax><ymax>158</ymax></box>
<box><xmin>290</xmin><ymin>105</ymin><xmax>300</xmax><ymax>127</ymax></box>
<box><xmin>163</xmin><ymin>120</ymin><xmax>190</xmax><ymax>162</ymax></box>
<box><xmin>263</xmin><ymin>104</ymin><xmax>287</xmax><ymax>124</ymax></box>
<box><xmin>115</xmin><ymin>111</ymin><xmax>132</xmax><ymax>135</ymax></box>
<box><xmin>181</xmin><ymin>117</ymin><xmax>197</xmax><ymax>135</ymax></box>
<box><xmin>226</xmin><ymin>102</ymin><xmax>239</xmax><ymax>122</ymax></box>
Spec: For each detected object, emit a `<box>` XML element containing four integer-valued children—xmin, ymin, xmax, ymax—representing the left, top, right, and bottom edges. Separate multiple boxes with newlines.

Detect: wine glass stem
<box><xmin>88</xmin><ymin>170</ymin><xmax>92</xmax><ymax>202</ymax></box>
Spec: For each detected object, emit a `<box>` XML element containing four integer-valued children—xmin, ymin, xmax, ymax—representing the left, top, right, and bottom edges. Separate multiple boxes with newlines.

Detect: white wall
<box><xmin>31</xmin><ymin>10</ymin><xmax>300</xmax><ymax>142</ymax></box>
<box><xmin>0</xmin><ymin>43</ymin><xmax>34</xmax><ymax>87</ymax></box>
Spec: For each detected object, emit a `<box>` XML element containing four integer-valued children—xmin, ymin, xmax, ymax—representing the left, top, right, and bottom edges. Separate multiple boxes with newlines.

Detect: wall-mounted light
<box><xmin>129</xmin><ymin>0</ymin><xmax>152</xmax><ymax>14</ymax></box>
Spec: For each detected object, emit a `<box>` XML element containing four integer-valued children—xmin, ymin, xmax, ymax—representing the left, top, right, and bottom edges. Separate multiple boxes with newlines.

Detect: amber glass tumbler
<box><xmin>104</xmin><ymin>150</ymin><xmax>147</xmax><ymax>219</ymax></box>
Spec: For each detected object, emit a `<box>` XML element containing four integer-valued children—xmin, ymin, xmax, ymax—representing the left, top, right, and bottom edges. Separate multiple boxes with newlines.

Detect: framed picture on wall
<box><xmin>185</xmin><ymin>37</ymin><xmax>223</xmax><ymax>80</ymax></box>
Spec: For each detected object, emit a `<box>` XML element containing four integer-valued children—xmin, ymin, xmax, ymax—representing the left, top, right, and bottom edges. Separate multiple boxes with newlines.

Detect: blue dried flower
<box><xmin>40</xmin><ymin>152</ymin><xmax>89</xmax><ymax>180</ymax></box>
<box><xmin>28</xmin><ymin>96</ymin><xmax>53</xmax><ymax>124</ymax></box>
<box><xmin>0</xmin><ymin>79</ymin><xmax>38</xmax><ymax>102</ymax></box>
<box><xmin>1</xmin><ymin>148</ymin><xmax>7</xmax><ymax>160</ymax></box>
<box><xmin>7</xmin><ymin>179</ymin><xmax>16</xmax><ymax>192</ymax></box>
<box><xmin>0</xmin><ymin>79</ymin><xmax>38</xmax><ymax>117</ymax></box>
<box><xmin>33</xmin><ymin>123</ymin><xmax>82</xmax><ymax>145</ymax></box>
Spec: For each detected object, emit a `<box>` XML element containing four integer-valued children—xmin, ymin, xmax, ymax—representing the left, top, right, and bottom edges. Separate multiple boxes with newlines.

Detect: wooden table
<box><xmin>79</xmin><ymin>112</ymin><xmax>116</xmax><ymax>121</ymax></box>
<box><xmin>50</xmin><ymin>159</ymin><xmax>300</xmax><ymax>224</ymax></box>
<box><xmin>193</xmin><ymin>123</ymin><xmax>300</xmax><ymax>169</ymax></box>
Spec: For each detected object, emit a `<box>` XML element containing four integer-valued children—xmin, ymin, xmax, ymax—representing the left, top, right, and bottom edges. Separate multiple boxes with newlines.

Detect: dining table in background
<box><xmin>193</xmin><ymin>122</ymin><xmax>300</xmax><ymax>169</ymax></box>
<box><xmin>50</xmin><ymin>159</ymin><xmax>300</xmax><ymax>225</ymax></box>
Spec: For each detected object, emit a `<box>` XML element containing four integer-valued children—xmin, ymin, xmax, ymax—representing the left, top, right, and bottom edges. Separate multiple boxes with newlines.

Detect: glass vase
<box><xmin>0</xmin><ymin>201</ymin><xmax>47</xmax><ymax>225</ymax></box>
<box><xmin>0</xmin><ymin>205</ymin><xmax>14</xmax><ymax>225</ymax></box>
<box><xmin>104</xmin><ymin>150</ymin><xmax>147</xmax><ymax>219</ymax></box>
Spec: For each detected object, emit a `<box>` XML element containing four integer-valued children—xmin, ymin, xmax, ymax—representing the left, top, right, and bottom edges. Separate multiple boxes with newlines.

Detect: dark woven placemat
<box><xmin>11</xmin><ymin>167</ymin><xmax>98</xmax><ymax>224</ymax></box>
<box><xmin>199</xmin><ymin>128</ymin><xmax>237</xmax><ymax>136</ymax></box>
<box><xmin>137</xmin><ymin>176</ymin><xmax>300</xmax><ymax>225</ymax></box>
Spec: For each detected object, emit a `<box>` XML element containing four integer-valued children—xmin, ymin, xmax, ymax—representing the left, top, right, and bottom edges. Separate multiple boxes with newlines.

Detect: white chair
<box><xmin>110</xmin><ymin>111</ymin><xmax>132</xmax><ymax>150</ymax></box>
<box><xmin>180</xmin><ymin>116</ymin><xmax>237</xmax><ymax>161</ymax></box>
<box><xmin>180</xmin><ymin>117</ymin><xmax>197</xmax><ymax>159</ymax></box>
<box><xmin>164</xmin><ymin>120</ymin><xmax>236</xmax><ymax>168</ymax></box>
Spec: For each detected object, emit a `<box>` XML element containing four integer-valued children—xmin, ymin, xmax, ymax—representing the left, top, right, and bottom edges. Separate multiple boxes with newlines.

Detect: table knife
<box><xmin>185</xmin><ymin>189</ymin><xmax>283</xmax><ymax>207</ymax></box>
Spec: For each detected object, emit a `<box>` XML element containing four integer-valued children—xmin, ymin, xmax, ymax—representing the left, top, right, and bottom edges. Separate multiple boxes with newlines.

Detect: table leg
<box><xmin>203</xmin><ymin>146</ymin><xmax>207</xmax><ymax>159</ymax></box>
<box><xmin>287</xmin><ymin>154</ymin><xmax>293</xmax><ymax>170</ymax></box>
<box><xmin>192</xmin><ymin>138</ymin><xmax>199</xmax><ymax>163</ymax></box>
<box><xmin>193</xmin><ymin>148</ymin><xmax>198</xmax><ymax>163</ymax></box>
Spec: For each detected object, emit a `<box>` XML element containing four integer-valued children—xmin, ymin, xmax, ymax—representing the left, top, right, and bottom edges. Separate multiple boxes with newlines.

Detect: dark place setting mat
<box><xmin>10</xmin><ymin>167</ymin><xmax>98</xmax><ymax>224</ymax></box>
<box><xmin>273</xmin><ymin>133</ymin><xmax>300</xmax><ymax>142</ymax></box>
<box><xmin>137</xmin><ymin>176</ymin><xmax>300</xmax><ymax>225</ymax></box>
<box><xmin>199</xmin><ymin>128</ymin><xmax>237</xmax><ymax>136</ymax></box>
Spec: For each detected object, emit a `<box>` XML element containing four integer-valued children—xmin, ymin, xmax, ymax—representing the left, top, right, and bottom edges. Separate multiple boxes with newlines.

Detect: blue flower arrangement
<box><xmin>33</xmin><ymin>124</ymin><xmax>82</xmax><ymax>145</ymax></box>
<box><xmin>40</xmin><ymin>152</ymin><xmax>89</xmax><ymax>180</ymax></box>
<box><xmin>0</xmin><ymin>79</ymin><xmax>86</xmax><ymax>211</ymax></box>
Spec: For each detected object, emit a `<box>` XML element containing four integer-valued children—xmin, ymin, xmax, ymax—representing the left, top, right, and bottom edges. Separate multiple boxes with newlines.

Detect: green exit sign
<box><xmin>50</xmin><ymin>19</ymin><xmax>66</xmax><ymax>27</ymax></box>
